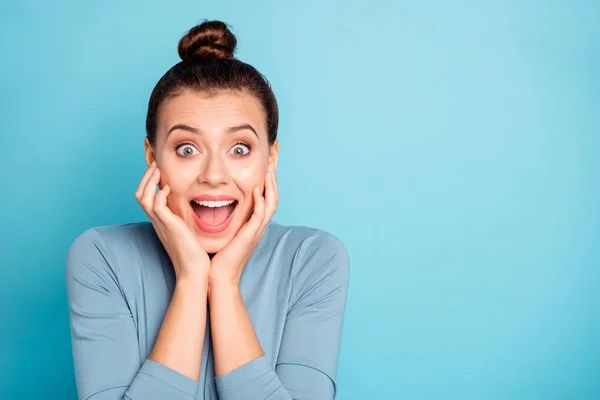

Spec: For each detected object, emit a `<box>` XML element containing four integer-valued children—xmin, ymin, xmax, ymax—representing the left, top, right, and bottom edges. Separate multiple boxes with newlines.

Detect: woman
<box><xmin>66</xmin><ymin>20</ymin><xmax>349</xmax><ymax>400</ymax></box>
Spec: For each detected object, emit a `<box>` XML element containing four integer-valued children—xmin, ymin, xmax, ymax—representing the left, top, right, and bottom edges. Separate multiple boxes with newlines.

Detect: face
<box><xmin>144</xmin><ymin>89</ymin><xmax>278</xmax><ymax>254</ymax></box>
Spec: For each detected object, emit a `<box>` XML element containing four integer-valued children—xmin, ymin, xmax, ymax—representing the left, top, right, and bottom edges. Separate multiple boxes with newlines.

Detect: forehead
<box><xmin>158</xmin><ymin>89</ymin><xmax>267</xmax><ymax>136</ymax></box>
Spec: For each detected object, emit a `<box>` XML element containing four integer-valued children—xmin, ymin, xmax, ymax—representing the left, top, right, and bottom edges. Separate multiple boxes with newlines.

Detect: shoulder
<box><xmin>66</xmin><ymin>221</ymin><xmax>158</xmax><ymax>282</ymax></box>
<box><xmin>265</xmin><ymin>221</ymin><xmax>350</xmax><ymax>288</ymax></box>
<box><xmin>67</xmin><ymin>221</ymin><xmax>155</xmax><ymax>259</ymax></box>
<box><xmin>264</xmin><ymin>221</ymin><xmax>348</xmax><ymax>258</ymax></box>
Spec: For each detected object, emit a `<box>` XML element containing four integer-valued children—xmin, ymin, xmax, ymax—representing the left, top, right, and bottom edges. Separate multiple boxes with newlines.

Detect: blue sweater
<box><xmin>66</xmin><ymin>221</ymin><xmax>350</xmax><ymax>400</ymax></box>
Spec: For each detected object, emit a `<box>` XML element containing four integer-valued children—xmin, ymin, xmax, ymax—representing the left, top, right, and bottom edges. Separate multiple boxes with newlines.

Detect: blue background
<box><xmin>1</xmin><ymin>0</ymin><xmax>599</xmax><ymax>398</ymax></box>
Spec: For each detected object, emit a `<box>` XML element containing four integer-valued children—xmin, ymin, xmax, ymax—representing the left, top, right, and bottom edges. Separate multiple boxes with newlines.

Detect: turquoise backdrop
<box><xmin>1</xmin><ymin>0</ymin><xmax>598</xmax><ymax>398</ymax></box>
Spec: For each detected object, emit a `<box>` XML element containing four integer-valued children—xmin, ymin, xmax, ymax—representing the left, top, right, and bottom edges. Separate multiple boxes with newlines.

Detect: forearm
<box><xmin>208</xmin><ymin>282</ymin><xmax>264</xmax><ymax>377</ymax></box>
<box><xmin>149</xmin><ymin>276</ymin><xmax>208</xmax><ymax>381</ymax></box>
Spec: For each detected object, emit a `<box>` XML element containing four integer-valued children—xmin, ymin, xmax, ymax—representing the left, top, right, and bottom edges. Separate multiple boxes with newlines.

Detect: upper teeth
<box><xmin>193</xmin><ymin>200</ymin><xmax>235</xmax><ymax>208</ymax></box>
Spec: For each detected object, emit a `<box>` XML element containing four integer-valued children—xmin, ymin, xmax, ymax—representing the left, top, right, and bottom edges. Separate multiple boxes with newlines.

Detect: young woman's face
<box><xmin>145</xmin><ymin>89</ymin><xmax>278</xmax><ymax>254</ymax></box>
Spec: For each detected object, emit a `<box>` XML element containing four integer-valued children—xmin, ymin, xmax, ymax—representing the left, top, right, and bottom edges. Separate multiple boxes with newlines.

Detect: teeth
<box><xmin>193</xmin><ymin>199</ymin><xmax>235</xmax><ymax>208</ymax></box>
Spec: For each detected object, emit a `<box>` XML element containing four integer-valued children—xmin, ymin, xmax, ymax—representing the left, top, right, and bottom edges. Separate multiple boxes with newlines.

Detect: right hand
<box><xmin>134</xmin><ymin>161</ymin><xmax>210</xmax><ymax>284</ymax></box>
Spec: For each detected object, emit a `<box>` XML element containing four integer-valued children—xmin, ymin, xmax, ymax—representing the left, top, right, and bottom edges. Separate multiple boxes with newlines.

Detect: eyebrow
<box><xmin>166</xmin><ymin>123</ymin><xmax>258</xmax><ymax>138</ymax></box>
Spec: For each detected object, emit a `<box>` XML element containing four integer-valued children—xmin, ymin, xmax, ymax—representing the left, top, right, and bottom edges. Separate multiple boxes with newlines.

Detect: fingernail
<box><xmin>267</xmin><ymin>171</ymin><xmax>273</xmax><ymax>180</ymax></box>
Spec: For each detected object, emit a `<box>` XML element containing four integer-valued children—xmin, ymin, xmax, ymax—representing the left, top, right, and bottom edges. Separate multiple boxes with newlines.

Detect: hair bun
<box><xmin>178</xmin><ymin>20</ymin><xmax>237</xmax><ymax>61</ymax></box>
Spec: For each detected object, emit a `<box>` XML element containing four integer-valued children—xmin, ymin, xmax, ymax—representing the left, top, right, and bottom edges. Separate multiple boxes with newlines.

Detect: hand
<box><xmin>208</xmin><ymin>161</ymin><xmax>279</xmax><ymax>288</ymax></box>
<box><xmin>135</xmin><ymin>161</ymin><xmax>211</xmax><ymax>284</ymax></box>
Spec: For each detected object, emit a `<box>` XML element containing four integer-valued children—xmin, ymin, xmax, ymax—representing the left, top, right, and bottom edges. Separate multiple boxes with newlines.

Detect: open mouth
<box><xmin>190</xmin><ymin>199</ymin><xmax>238</xmax><ymax>231</ymax></box>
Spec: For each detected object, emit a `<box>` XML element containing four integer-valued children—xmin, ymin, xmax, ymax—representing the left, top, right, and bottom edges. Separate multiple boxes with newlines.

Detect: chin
<box><xmin>196</xmin><ymin>232</ymin><xmax>234</xmax><ymax>254</ymax></box>
<box><xmin>193</xmin><ymin>216</ymin><xmax>247</xmax><ymax>254</ymax></box>
<box><xmin>192</xmin><ymin>213</ymin><xmax>235</xmax><ymax>253</ymax></box>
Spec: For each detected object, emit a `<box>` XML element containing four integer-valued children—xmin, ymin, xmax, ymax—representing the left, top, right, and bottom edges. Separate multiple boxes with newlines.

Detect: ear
<box><xmin>269</xmin><ymin>139</ymin><xmax>279</xmax><ymax>171</ymax></box>
<box><xmin>144</xmin><ymin>137</ymin><xmax>156</xmax><ymax>167</ymax></box>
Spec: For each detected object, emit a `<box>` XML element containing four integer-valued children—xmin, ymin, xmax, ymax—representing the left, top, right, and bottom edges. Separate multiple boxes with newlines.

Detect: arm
<box><xmin>148</xmin><ymin>275</ymin><xmax>208</xmax><ymax>381</ymax></box>
<box><xmin>210</xmin><ymin>233</ymin><xmax>350</xmax><ymax>400</ymax></box>
<box><xmin>66</xmin><ymin>228</ymin><xmax>207</xmax><ymax>400</ymax></box>
<box><xmin>208</xmin><ymin>282</ymin><xmax>265</xmax><ymax>377</ymax></box>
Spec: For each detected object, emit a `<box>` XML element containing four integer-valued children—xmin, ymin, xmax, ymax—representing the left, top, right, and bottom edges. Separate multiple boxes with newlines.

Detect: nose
<box><xmin>197</xmin><ymin>153</ymin><xmax>228</xmax><ymax>186</ymax></box>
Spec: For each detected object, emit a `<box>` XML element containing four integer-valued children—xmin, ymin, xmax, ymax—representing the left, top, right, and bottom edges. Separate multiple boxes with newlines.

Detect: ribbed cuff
<box><xmin>215</xmin><ymin>355</ymin><xmax>284</xmax><ymax>400</ymax></box>
<box><xmin>126</xmin><ymin>359</ymin><xmax>197</xmax><ymax>399</ymax></box>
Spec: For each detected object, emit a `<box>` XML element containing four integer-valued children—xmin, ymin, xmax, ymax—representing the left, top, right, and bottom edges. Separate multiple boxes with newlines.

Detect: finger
<box><xmin>264</xmin><ymin>168</ymin><xmax>277</xmax><ymax>223</ymax></box>
<box><xmin>270</xmin><ymin>162</ymin><xmax>278</xmax><ymax>205</ymax></box>
<box><xmin>241</xmin><ymin>186</ymin><xmax>266</xmax><ymax>238</ymax></box>
<box><xmin>269</xmin><ymin>161</ymin><xmax>279</xmax><ymax>204</ymax></box>
<box><xmin>153</xmin><ymin>184</ymin><xmax>173</xmax><ymax>223</ymax></box>
<box><xmin>135</xmin><ymin>161</ymin><xmax>157</xmax><ymax>200</ymax></box>
<box><xmin>140</xmin><ymin>166</ymin><xmax>161</xmax><ymax>214</ymax></box>
<box><xmin>271</xmin><ymin>161</ymin><xmax>278</xmax><ymax>181</ymax></box>
<box><xmin>135</xmin><ymin>161</ymin><xmax>157</xmax><ymax>195</ymax></box>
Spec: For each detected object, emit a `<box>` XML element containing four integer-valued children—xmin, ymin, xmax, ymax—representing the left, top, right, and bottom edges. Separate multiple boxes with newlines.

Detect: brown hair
<box><xmin>145</xmin><ymin>20</ymin><xmax>279</xmax><ymax>146</ymax></box>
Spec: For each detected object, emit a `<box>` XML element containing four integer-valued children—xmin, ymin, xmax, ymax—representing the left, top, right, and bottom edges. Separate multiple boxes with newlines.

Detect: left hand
<box><xmin>208</xmin><ymin>161</ymin><xmax>278</xmax><ymax>289</ymax></box>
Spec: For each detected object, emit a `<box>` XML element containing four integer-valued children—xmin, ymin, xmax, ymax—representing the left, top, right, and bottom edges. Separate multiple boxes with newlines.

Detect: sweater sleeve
<box><xmin>214</xmin><ymin>232</ymin><xmax>350</xmax><ymax>400</ymax></box>
<box><xmin>65</xmin><ymin>228</ymin><xmax>198</xmax><ymax>400</ymax></box>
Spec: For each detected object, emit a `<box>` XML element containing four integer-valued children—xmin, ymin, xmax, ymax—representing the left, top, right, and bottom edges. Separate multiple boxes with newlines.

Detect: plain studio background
<box><xmin>1</xmin><ymin>1</ymin><xmax>598</xmax><ymax>399</ymax></box>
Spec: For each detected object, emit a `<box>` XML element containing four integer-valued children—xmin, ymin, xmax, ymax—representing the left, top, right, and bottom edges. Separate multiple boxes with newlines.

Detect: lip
<box><xmin>190</xmin><ymin>199</ymin><xmax>238</xmax><ymax>234</ymax></box>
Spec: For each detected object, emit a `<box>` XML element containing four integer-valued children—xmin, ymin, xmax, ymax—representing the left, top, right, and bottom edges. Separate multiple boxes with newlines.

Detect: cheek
<box><xmin>159</xmin><ymin>162</ymin><xmax>197</xmax><ymax>192</ymax></box>
<box><xmin>233</xmin><ymin>163</ymin><xmax>265</xmax><ymax>193</ymax></box>
<box><xmin>158</xmin><ymin>162</ymin><xmax>197</xmax><ymax>212</ymax></box>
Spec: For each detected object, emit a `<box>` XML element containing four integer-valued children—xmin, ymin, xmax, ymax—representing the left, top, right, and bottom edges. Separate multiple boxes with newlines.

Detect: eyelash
<box><xmin>231</xmin><ymin>142</ymin><xmax>252</xmax><ymax>154</ymax></box>
<box><xmin>174</xmin><ymin>141</ymin><xmax>252</xmax><ymax>157</ymax></box>
<box><xmin>174</xmin><ymin>142</ymin><xmax>196</xmax><ymax>157</ymax></box>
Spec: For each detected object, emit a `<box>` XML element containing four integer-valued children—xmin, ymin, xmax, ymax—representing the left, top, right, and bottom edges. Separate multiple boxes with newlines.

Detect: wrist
<box><xmin>208</xmin><ymin>279</ymin><xmax>240</xmax><ymax>299</ymax></box>
<box><xmin>176</xmin><ymin>274</ymin><xmax>209</xmax><ymax>293</ymax></box>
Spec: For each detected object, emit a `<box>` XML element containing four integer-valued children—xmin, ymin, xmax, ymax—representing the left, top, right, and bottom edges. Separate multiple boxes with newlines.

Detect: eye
<box><xmin>229</xmin><ymin>143</ymin><xmax>251</xmax><ymax>157</ymax></box>
<box><xmin>176</xmin><ymin>143</ymin><xmax>199</xmax><ymax>157</ymax></box>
